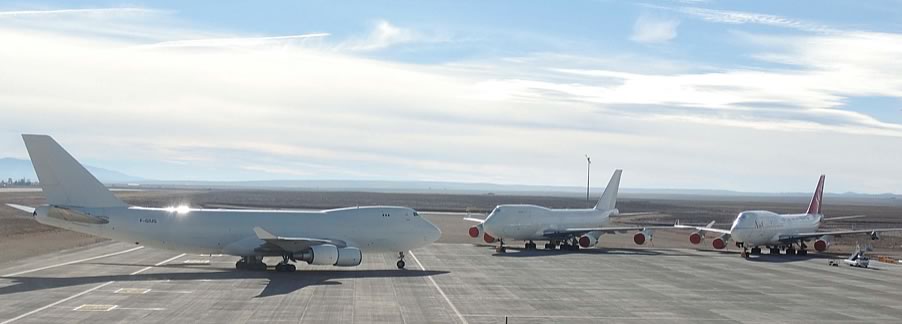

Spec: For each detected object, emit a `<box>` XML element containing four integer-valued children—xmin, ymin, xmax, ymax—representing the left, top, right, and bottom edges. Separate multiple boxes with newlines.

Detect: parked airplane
<box><xmin>6</xmin><ymin>135</ymin><xmax>441</xmax><ymax>272</ymax></box>
<box><xmin>465</xmin><ymin>169</ymin><xmax>668</xmax><ymax>253</ymax></box>
<box><xmin>675</xmin><ymin>175</ymin><xmax>902</xmax><ymax>257</ymax></box>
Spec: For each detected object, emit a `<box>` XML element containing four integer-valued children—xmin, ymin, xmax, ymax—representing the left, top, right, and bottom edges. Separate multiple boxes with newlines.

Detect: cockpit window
<box><xmin>413</xmin><ymin>211</ymin><xmax>420</xmax><ymax>217</ymax></box>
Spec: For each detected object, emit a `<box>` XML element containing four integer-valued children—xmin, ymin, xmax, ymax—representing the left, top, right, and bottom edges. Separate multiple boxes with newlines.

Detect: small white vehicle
<box><xmin>843</xmin><ymin>245</ymin><xmax>871</xmax><ymax>268</ymax></box>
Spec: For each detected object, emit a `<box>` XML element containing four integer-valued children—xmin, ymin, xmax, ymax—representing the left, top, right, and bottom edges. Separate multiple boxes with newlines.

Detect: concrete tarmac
<box><xmin>2</xmin><ymin>240</ymin><xmax>902</xmax><ymax>324</ymax></box>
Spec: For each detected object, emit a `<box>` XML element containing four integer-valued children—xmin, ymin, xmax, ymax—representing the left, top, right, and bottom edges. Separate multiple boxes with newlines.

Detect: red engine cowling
<box><xmin>467</xmin><ymin>224</ymin><xmax>496</xmax><ymax>243</ymax></box>
<box><xmin>814</xmin><ymin>236</ymin><xmax>832</xmax><ymax>252</ymax></box>
<box><xmin>689</xmin><ymin>232</ymin><xmax>703</xmax><ymax>245</ymax></box>
<box><xmin>633</xmin><ymin>229</ymin><xmax>652</xmax><ymax>245</ymax></box>
<box><xmin>712</xmin><ymin>236</ymin><xmax>727</xmax><ymax>250</ymax></box>
<box><xmin>579</xmin><ymin>234</ymin><xmax>598</xmax><ymax>248</ymax></box>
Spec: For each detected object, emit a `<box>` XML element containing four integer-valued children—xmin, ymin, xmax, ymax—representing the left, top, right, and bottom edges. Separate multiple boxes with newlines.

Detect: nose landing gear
<box><xmin>397</xmin><ymin>251</ymin><xmax>406</xmax><ymax>269</ymax></box>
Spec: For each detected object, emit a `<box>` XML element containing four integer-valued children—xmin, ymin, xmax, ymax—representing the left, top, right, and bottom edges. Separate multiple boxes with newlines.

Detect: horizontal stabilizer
<box><xmin>6</xmin><ymin>204</ymin><xmax>35</xmax><ymax>214</ymax></box>
<box><xmin>823</xmin><ymin>215</ymin><xmax>866</xmax><ymax>221</ymax></box>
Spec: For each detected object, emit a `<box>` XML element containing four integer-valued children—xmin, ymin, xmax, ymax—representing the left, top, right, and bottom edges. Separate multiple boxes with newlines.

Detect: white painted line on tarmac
<box><xmin>130</xmin><ymin>253</ymin><xmax>186</xmax><ymax>275</ymax></box>
<box><xmin>0</xmin><ymin>281</ymin><xmax>114</xmax><ymax>324</ymax></box>
<box><xmin>1</xmin><ymin>246</ymin><xmax>145</xmax><ymax>277</ymax></box>
<box><xmin>408</xmin><ymin>250</ymin><xmax>467</xmax><ymax>324</ymax></box>
<box><xmin>1</xmin><ymin>252</ymin><xmax>186</xmax><ymax>323</ymax></box>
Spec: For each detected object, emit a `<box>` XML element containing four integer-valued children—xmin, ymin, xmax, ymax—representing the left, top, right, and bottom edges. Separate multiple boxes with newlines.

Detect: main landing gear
<box><xmin>560</xmin><ymin>239</ymin><xmax>580</xmax><ymax>251</ymax></box>
<box><xmin>275</xmin><ymin>254</ymin><xmax>297</xmax><ymax>272</ymax></box>
<box><xmin>397</xmin><ymin>251</ymin><xmax>406</xmax><ymax>269</ymax></box>
<box><xmin>496</xmin><ymin>240</ymin><xmax>507</xmax><ymax>253</ymax></box>
<box><xmin>235</xmin><ymin>256</ymin><xmax>267</xmax><ymax>271</ymax></box>
<box><xmin>525</xmin><ymin>241</ymin><xmax>537</xmax><ymax>250</ymax></box>
<box><xmin>544</xmin><ymin>242</ymin><xmax>556</xmax><ymax>250</ymax></box>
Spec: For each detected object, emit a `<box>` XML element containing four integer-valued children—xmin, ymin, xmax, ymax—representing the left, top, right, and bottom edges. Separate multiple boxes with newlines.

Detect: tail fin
<box><xmin>805</xmin><ymin>174</ymin><xmax>825</xmax><ymax>215</ymax></box>
<box><xmin>22</xmin><ymin>135</ymin><xmax>127</xmax><ymax>208</ymax></box>
<box><xmin>594</xmin><ymin>169</ymin><xmax>622</xmax><ymax>211</ymax></box>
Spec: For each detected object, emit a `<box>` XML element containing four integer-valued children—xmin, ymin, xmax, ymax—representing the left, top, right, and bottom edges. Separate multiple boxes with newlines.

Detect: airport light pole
<box><xmin>585</xmin><ymin>154</ymin><xmax>591</xmax><ymax>208</ymax></box>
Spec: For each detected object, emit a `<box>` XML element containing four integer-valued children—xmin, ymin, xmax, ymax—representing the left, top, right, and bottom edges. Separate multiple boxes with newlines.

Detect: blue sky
<box><xmin>1</xmin><ymin>0</ymin><xmax>901</xmax><ymax>193</ymax></box>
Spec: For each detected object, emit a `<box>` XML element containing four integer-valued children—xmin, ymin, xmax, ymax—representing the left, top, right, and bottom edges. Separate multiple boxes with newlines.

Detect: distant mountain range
<box><xmin>1</xmin><ymin>157</ymin><xmax>899</xmax><ymax>199</ymax></box>
<box><xmin>0</xmin><ymin>158</ymin><xmax>143</xmax><ymax>183</ymax></box>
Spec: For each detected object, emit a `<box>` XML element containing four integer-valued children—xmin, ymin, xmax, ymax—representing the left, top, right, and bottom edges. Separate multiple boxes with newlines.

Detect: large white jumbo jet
<box><xmin>675</xmin><ymin>175</ymin><xmax>902</xmax><ymax>258</ymax></box>
<box><xmin>465</xmin><ymin>170</ymin><xmax>668</xmax><ymax>253</ymax></box>
<box><xmin>6</xmin><ymin>135</ymin><xmax>441</xmax><ymax>272</ymax></box>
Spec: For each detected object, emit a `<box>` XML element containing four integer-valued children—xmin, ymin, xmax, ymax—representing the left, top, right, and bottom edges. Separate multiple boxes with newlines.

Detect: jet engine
<box><xmin>689</xmin><ymin>232</ymin><xmax>703</xmax><ymax>245</ymax></box>
<box><xmin>712</xmin><ymin>235</ymin><xmax>728</xmax><ymax>250</ymax></box>
<box><xmin>814</xmin><ymin>235</ymin><xmax>832</xmax><ymax>252</ymax></box>
<box><xmin>578</xmin><ymin>234</ymin><xmax>598</xmax><ymax>248</ymax></box>
<box><xmin>633</xmin><ymin>229</ymin><xmax>653</xmax><ymax>245</ymax></box>
<box><xmin>296</xmin><ymin>244</ymin><xmax>362</xmax><ymax>266</ymax></box>
<box><xmin>468</xmin><ymin>223</ymin><xmax>496</xmax><ymax>243</ymax></box>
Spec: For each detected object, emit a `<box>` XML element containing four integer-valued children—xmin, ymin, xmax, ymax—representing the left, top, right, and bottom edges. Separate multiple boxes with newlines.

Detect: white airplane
<box><xmin>6</xmin><ymin>135</ymin><xmax>441</xmax><ymax>272</ymax></box>
<box><xmin>675</xmin><ymin>175</ymin><xmax>902</xmax><ymax>257</ymax></box>
<box><xmin>465</xmin><ymin>169</ymin><xmax>668</xmax><ymax>253</ymax></box>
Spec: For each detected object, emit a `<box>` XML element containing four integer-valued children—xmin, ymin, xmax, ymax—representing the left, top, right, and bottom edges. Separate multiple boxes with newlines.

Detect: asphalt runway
<box><xmin>2</xmin><ymin>240</ymin><xmax>902</xmax><ymax>324</ymax></box>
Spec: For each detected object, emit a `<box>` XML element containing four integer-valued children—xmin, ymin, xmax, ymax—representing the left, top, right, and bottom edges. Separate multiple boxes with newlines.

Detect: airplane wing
<box><xmin>613</xmin><ymin>212</ymin><xmax>661</xmax><ymax>217</ymax></box>
<box><xmin>822</xmin><ymin>215</ymin><xmax>866</xmax><ymax>221</ymax></box>
<box><xmin>463</xmin><ymin>217</ymin><xmax>486</xmax><ymax>223</ymax></box>
<box><xmin>783</xmin><ymin>228</ymin><xmax>902</xmax><ymax>241</ymax></box>
<box><xmin>545</xmin><ymin>225</ymin><xmax>678</xmax><ymax>238</ymax></box>
<box><xmin>672</xmin><ymin>220</ymin><xmax>732</xmax><ymax>235</ymax></box>
<box><xmin>253</xmin><ymin>227</ymin><xmax>346</xmax><ymax>253</ymax></box>
<box><xmin>6</xmin><ymin>204</ymin><xmax>36</xmax><ymax>214</ymax></box>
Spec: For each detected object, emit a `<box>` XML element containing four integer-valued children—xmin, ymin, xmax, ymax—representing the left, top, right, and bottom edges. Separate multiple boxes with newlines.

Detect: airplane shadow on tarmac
<box><xmin>0</xmin><ymin>268</ymin><xmax>448</xmax><ymax>298</ymax></box>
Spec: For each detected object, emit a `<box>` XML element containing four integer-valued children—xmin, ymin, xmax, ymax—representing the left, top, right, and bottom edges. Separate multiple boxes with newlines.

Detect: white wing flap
<box><xmin>463</xmin><ymin>217</ymin><xmax>486</xmax><ymax>223</ymax></box>
<box><xmin>673</xmin><ymin>224</ymin><xmax>732</xmax><ymax>235</ymax></box>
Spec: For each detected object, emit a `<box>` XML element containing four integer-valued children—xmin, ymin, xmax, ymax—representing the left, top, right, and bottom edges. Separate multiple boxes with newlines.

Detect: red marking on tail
<box><xmin>806</xmin><ymin>175</ymin><xmax>825</xmax><ymax>215</ymax></box>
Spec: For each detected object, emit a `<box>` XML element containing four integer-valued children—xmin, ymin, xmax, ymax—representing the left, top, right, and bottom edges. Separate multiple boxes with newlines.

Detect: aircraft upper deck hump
<box><xmin>806</xmin><ymin>174</ymin><xmax>825</xmax><ymax>215</ymax></box>
<box><xmin>22</xmin><ymin>134</ymin><xmax>127</xmax><ymax>208</ymax></box>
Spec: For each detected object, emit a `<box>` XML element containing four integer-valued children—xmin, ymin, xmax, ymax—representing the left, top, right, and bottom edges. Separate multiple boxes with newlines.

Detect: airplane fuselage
<box><xmin>35</xmin><ymin>205</ymin><xmax>441</xmax><ymax>256</ymax></box>
<box><xmin>729</xmin><ymin>211</ymin><xmax>821</xmax><ymax>247</ymax></box>
<box><xmin>482</xmin><ymin>204</ymin><xmax>613</xmax><ymax>241</ymax></box>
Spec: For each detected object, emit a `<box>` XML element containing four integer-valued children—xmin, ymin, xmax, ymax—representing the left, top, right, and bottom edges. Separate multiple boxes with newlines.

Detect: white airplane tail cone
<box><xmin>594</xmin><ymin>169</ymin><xmax>622</xmax><ymax>211</ymax></box>
<box><xmin>22</xmin><ymin>134</ymin><xmax>127</xmax><ymax>208</ymax></box>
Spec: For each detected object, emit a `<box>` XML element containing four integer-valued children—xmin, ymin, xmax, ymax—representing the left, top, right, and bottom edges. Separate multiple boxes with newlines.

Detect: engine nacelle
<box><xmin>689</xmin><ymin>232</ymin><xmax>703</xmax><ymax>245</ymax></box>
<box><xmin>297</xmin><ymin>245</ymin><xmax>363</xmax><ymax>266</ymax></box>
<box><xmin>335</xmin><ymin>247</ymin><xmax>362</xmax><ymax>266</ymax></box>
<box><xmin>712</xmin><ymin>235</ymin><xmax>727</xmax><ymax>250</ymax></box>
<box><xmin>578</xmin><ymin>234</ymin><xmax>598</xmax><ymax>248</ymax></box>
<box><xmin>468</xmin><ymin>224</ymin><xmax>482</xmax><ymax>239</ymax></box>
<box><xmin>814</xmin><ymin>235</ymin><xmax>833</xmax><ymax>252</ymax></box>
<box><xmin>633</xmin><ymin>229</ymin><xmax>653</xmax><ymax>245</ymax></box>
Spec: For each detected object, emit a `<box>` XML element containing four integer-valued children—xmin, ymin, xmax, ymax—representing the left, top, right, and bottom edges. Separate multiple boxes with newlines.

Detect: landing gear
<box><xmin>397</xmin><ymin>251</ymin><xmax>406</xmax><ymax>269</ymax></box>
<box><xmin>798</xmin><ymin>243</ymin><xmax>808</xmax><ymax>256</ymax></box>
<box><xmin>544</xmin><ymin>242</ymin><xmax>556</xmax><ymax>250</ymax></box>
<box><xmin>236</xmin><ymin>256</ymin><xmax>267</xmax><ymax>271</ymax></box>
<box><xmin>750</xmin><ymin>247</ymin><xmax>762</xmax><ymax>255</ymax></box>
<box><xmin>525</xmin><ymin>241</ymin><xmax>537</xmax><ymax>250</ymax></box>
<box><xmin>496</xmin><ymin>240</ymin><xmax>507</xmax><ymax>253</ymax></box>
<box><xmin>275</xmin><ymin>254</ymin><xmax>296</xmax><ymax>272</ymax></box>
<box><xmin>769</xmin><ymin>247</ymin><xmax>781</xmax><ymax>255</ymax></box>
<box><xmin>740</xmin><ymin>248</ymin><xmax>749</xmax><ymax>258</ymax></box>
<box><xmin>785</xmin><ymin>247</ymin><xmax>796</xmax><ymax>255</ymax></box>
<box><xmin>560</xmin><ymin>239</ymin><xmax>580</xmax><ymax>251</ymax></box>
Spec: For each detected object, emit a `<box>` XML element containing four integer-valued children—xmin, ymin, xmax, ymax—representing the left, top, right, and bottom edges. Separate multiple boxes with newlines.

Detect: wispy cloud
<box><xmin>341</xmin><ymin>20</ymin><xmax>419</xmax><ymax>51</ymax></box>
<box><xmin>630</xmin><ymin>14</ymin><xmax>680</xmax><ymax>44</ymax></box>
<box><xmin>136</xmin><ymin>33</ymin><xmax>330</xmax><ymax>49</ymax></box>
<box><xmin>677</xmin><ymin>7</ymin><xmax>840</xmax><ymax>34</ymax></box>
<box><xmin>0</xmin><ymin>7</ymin><xmax>160</xmax><ymax>17</ymax></box>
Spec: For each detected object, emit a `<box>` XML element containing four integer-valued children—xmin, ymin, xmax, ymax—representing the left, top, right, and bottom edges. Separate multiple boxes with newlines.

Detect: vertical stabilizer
<box><xmin>806</xmin><ymin>175</ymin><xmax>825</xmax><ymax>215</ymax></box>
<box><xmin>594</xmin><ymin>169</ymin><xmax>622</xmax><ymax>211</ymax></box>
<box><xmin>22</xmin><ymin>135</ymin><xmax>127</xmax><ymax>208</ymax></box>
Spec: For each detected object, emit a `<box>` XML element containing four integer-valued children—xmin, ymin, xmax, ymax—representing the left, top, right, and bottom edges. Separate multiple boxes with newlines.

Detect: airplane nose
<box><xmin>423</xmin><ymin>218</ymin><xmax>441</xmax><ymax>243</ymax></box>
